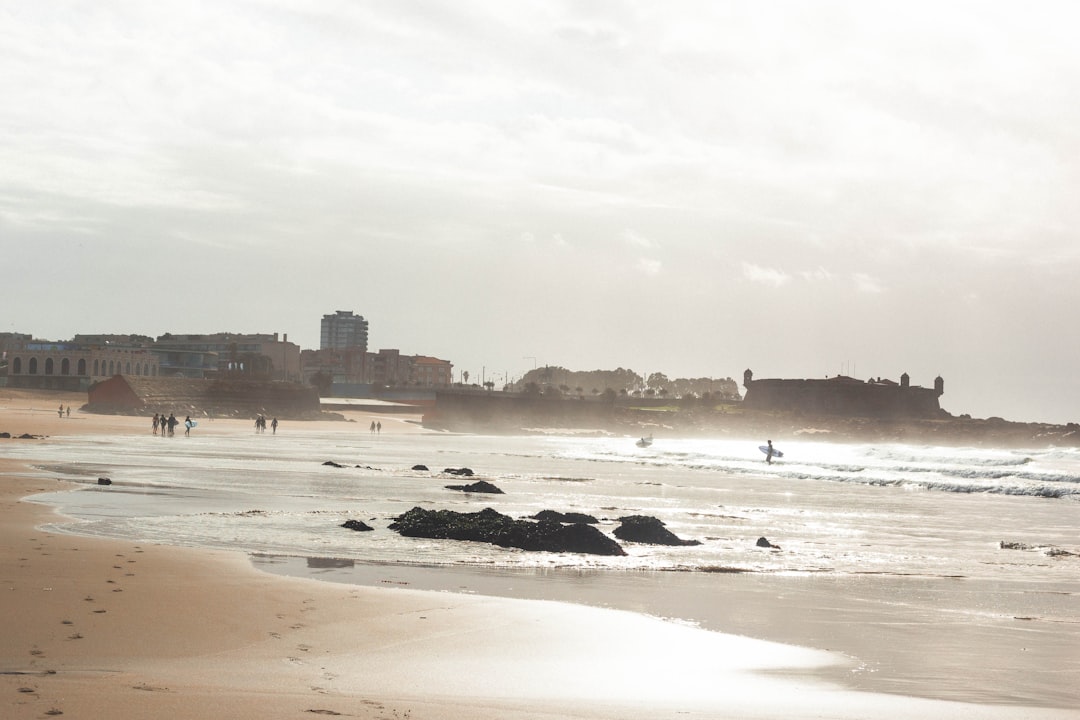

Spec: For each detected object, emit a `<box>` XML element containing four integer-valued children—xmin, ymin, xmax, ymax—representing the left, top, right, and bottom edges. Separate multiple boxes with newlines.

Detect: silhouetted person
<box><xmin>271</xmin><ymin>417</ymin><xmax>278</xmax><ymax>434</ymax></box>
<box><xmin>765</xmin><ymin>439</ymin><xmax>774</xmax><ymax>465</ymax></box>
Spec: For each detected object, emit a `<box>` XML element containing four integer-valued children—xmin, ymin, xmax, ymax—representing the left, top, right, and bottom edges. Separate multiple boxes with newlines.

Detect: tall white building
<box><xmin>320</xmin><ymin>311</ymin><xmax>369</xmax><ymax>350</ymax></box>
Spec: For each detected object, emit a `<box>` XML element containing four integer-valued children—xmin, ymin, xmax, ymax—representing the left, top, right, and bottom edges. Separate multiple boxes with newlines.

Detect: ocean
<box><xmin>9</xmin><ymin>424</ymin><xmax>1079</xmax><ymax>709</ymax></box>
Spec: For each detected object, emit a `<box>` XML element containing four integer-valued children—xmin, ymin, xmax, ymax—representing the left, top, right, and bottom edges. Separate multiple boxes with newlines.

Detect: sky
<box><xmin>3</xmin><ymin>1</ymin><xmax>1080</xmax><ymax>424</ymax></box>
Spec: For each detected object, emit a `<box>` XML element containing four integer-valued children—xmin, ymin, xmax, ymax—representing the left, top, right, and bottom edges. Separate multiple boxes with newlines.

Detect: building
<box><xmin>152</xmin><ymin>333</ymin><xmax>301</xmax><ymax>381</ymax></box>
<box><xmin>320</xmin><ymin>311</ymin><xmax>369</xmax><ymax>351</ymax></box>
<box><xmin>5</xmin><ymin>339</ymin><xmax>159</xmax><ymax>391</ymax></box>
<box><xmin>741</xmin><ymin>369</ymin><xmax>945</xmax><ymax>418</ymax></box>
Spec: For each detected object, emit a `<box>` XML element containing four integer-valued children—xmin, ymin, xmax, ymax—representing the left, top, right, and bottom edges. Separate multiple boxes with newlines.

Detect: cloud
<box><xmin>741</xmin><ymin>262</ymin><xmax>790</xmax><ymax>287</ymax></box>
<box><xmin>637</xmin><ymin>258</ymin><xmax>662</xmax><ymax>276</ymax></box>
<box><xmin>852</xmin><ymin>273</ymin><xmax>884</xmax><ymax>294</ymax></box>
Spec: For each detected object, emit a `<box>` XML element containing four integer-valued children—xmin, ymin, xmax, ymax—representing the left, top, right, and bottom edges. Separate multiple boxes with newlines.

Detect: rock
<box><xmin>445</xmin><ymin>480</ymin><xmax>504</xmax><ymax>494</ymax></box>
<box><xmin>756</xmin><ymin>536</ymin><xmax>780</xmax><ymax>549</ymax></box>
<box><xmin>613</xmin><ymin>515</ymin><xmax>701</xmax><ymax>546</ymax></box>
<box><xmin>18</xmin><ymin>433</ymin><xmax>38</xmax><ymax>439</ymax></box>
<box><xmin>412</xmin><ymin>464</ymin><xmax>429</xmax><ymax>471</ymax></box>
<box><xmin>1000</xmin><ymin>541</ymin><xmax>1032</xmax><ymax>550</ymax></box>
<box><xmin>341</xmin><ymin>519</ymin><xmax>374</xmax><ymax>532</ymax></box>
<box><xmin>531</xmin><ymin>510</ymin><xmax>599</xmax><ymax>525</ymax></box>
<box><xmin>322</xmin><ymin>460</ymin><xmax>346</xmax><ymax>468</ymax></box>
<box><xmin>0</xmin><ymin>432</ymin><xmax>9</xmax><ymax>438</ymax></box>
<box><xmin>442</xmin><ymin>467</ymin><xmax>474</xmax><ymax>476</ymax></box>
<box><xmin>389</xmin><ymin>506</ymin><xmax>626</xmax><ymax>556</ymax></box>
<box><xmin>97</xmin><ymin>477</ymin><xmax>112</xmax><ymax>486</ymax></box>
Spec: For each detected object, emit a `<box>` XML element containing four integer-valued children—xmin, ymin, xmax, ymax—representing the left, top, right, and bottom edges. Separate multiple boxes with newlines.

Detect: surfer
<box><xmin>765</xmin><ymin>440</ymin><xmax>774</xmax><ymax>465</ymax></box>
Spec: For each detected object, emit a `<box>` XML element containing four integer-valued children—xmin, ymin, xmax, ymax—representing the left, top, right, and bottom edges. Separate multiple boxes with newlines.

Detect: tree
<box><xmin>462</xmin><ymin>370</ymin><xmax>469</xmax><ymax>385</ymax></box>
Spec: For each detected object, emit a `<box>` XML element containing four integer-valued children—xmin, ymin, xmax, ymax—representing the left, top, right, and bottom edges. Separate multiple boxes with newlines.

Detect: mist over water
<box><xmin>10</xmin><ymin>427</ymin><xmax>1079</xmax><ymax>708</ymax></box>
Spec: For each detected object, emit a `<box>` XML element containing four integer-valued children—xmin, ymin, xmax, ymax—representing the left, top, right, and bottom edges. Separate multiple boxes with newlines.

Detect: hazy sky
<box><xmin>3</xmin><ymin>1</ymin><xmax>1079</xmax><ymax>423</ymax></box>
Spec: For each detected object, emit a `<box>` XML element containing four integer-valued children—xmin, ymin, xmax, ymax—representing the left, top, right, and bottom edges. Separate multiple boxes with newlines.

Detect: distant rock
<box><xmin>389</xmin><ymin>506</ymin><xmax>626</xmax><ymax>556</ymax></box>
<box><xmin>1000</xmin><ymin>541</ymin><xmax>1033</xmax><ymax>551</ymax></box>
<box><xmin>412</xmin><ymin>464</ymin><xmax>429</xmax><ymax>471</ymax></box>
<box><xmin>0</xmin><ymin>432</ymin><xmax>9</xmax><ymax>438</ymax></box>
<box><xmin>613</xmin><ymin>515</ymin><xmax>701</xmax><ymax>546</ymax></box>
<box><xmin>756</xmin><ymin>536</ymin><xmax>780</xmax><ymax>549</ymax></box>
<box><xmin>443</xmin><ymin>467</ymin><xmax>475</xmax><ymax>476</ymax></box>
<box><xmin>341</xmin><ymin>519</ymin><xmax>374</xmax><ymax>532</ymax></box>
<box><xmin>531</xmin><ymin>510</ymin><xmax>599</xmax><ymax>525</ymax></box>
<box><xmin>322</xmin><ymin>460</ymin><xmax>346</xmax><ymax>468</ymax></box>
<box><xmin>97</xmin><ymin>477</ymin><xmax>112</xmax><ymax>486</ymax></box>
<box><xmin>445</xmin><ymin>480</ymin><xmax>504</xmax><ymax>494</ymax></box>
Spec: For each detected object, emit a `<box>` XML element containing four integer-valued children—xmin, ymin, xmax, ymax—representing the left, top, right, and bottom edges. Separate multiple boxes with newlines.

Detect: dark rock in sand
<box><xmin>341</xmin><ymin>519</ymin><xmax>374</xmax><ymax>532</ymax></box>
<box><xmin>0</xmin><ymin>432</ymin><xmax>9</xmax><ymax>438</ymax></box>
<box><xmin>442</xmin><ymin>467</ymin><xmax>475</xmax><ymax>476</ymax></box>
<box><xmin>97</xmin><ymin>478</ymin><xmax>112</xmax><ymax>486</ymax></box>
<box><xmin>531</xmin><ymin>510</ymin><xmax>600</xmax><ymax>525</ymax></box>
<box><xmin>412</xmin><ymin>464</ymin><xmax>429</xmax><ymax>471</ymax></box>
<box><xmin>389</xmin><ymin>506</ymin><xmax>626</xmax><ymax>556</ymax></box>
<box><xmin>18</xmin><ymin>433</ymin><xmax>39</xmax><ymax>440</ymax></box>
<box><xmin>322</xmin><ymin>460</ymin><xmax>346</xmax><ymax>468</ymax></box>
<box><xmin>756</xmin><ymin>536</ymin><xmax>780</xmax><ymax>549</ymax></box>
<box><xmin>613</xmin><ymin>515</ymin><xmax>702</xmax><ymax>546</ymax></box>
<box><xmin>445</xmin><ymin>480</ymin><xmax>504</xmax><ymax>494</ymax></box>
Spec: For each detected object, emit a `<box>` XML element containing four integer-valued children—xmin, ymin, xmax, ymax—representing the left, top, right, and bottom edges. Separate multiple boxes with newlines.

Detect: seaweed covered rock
<box><xmin>389</xmin><ymin>507</ymin><xmax>625</xmax><ymax>556</ymax></box>
<box><xmin>531</xmin><ymin>510</ymin><xmax>599</xmax><ymax>525</ymax></box>
<box><xmin>445</xmin><ymin>480</ymin><xmax>504</xmax><ymax>494</ymax></box>
<box><xmin>412</xmin><ymin>464</ymin><xmax>429</xmax><ymax>471</ymax></box>
<box><xmin>443</xmin><ymin>467</ymin><xmax>475</xmax><ymax>476</ymax></box>
<box><xmin>613</xmin><ymin>515</ymin><xmax>701</xmax><ymax>546</ymax></box>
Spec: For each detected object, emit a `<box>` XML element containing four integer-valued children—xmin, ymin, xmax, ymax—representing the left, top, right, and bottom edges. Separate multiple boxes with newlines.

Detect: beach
<box><xmin>2</xmin><ymin>388</ymin><xmax>1077</xmax><ymax>719</ymax></box>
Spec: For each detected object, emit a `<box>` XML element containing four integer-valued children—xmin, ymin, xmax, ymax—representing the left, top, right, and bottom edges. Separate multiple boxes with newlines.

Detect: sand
<box><xmin>1</xmin><ymin>388</ymin><xmax>1075</xmax><ymax>719</ymax></box>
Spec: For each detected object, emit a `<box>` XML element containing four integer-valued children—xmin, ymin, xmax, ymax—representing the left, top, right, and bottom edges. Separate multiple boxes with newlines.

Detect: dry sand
<box><xmin>2</xmin><ymin>388</ymin><xmax>1075</xmax><ymax>719</ymax></box>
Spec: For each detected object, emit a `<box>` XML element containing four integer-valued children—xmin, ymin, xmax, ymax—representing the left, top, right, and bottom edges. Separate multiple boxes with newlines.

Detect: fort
<box><xmin>740</xmin><ymin>369</ymin><xmax>945</xmax><ymax>419</ymax></box>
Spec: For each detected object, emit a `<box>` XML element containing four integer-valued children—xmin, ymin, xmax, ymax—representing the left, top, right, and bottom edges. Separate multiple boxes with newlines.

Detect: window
<box><xmin>61</xmin><ymin>358</ymin><xmax>71</xmax><ymax>375</ymax></box>
<box><xmin>45</xmin><ymin>358</ymin><xmax>54</xmax><ymax>375</ymax></box>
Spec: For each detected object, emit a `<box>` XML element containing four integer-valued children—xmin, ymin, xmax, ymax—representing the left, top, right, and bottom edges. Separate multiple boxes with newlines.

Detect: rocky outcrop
<box><xmin>442</xmin><ymin>467</ymin><xmax>475</xmax><ymax>476</ymax></box>
<box><xmin>613</xmin><ymin>515</ymin><xmax>701</xmax><ymax>546</ymax></box>
<box><xmin>756</xmin><ymin>536</ymin><xmax>780</xmax><ymax>549</ymax></box>
<box><xmin>323</xmin><ymin>460</ymin><xmax>347</xmax><ymax>468</ymax></box>
<box><xmin>445</xmin><ymin>480</ymin><xmax>504</xmax><ymax>494</ymax></box>
<box><xmin>388</xmin><ymin>507</ymin><xmax>626</xmax><ymax>556</ymax></box>
<box><xmin>341</xmin><ymin>519</ymin><xmax>374</xmax><ymax>532</ymax></box>
<box><xmin>97</xmin><ymin>477</ymin><xmax>112</xmax><ymax>486</ymax></box>
<box><xmin>412</xmin><ymin>464</ymin><xmax>429</xmax><ymax>471</ymax></box>
<box><xmin>531</xmin><ymin>510</ymin><xmax>600</xmax><ymax>525</ymax></box>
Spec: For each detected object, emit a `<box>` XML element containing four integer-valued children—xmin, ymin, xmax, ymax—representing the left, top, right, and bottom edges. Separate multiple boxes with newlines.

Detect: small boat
<box><xmin>636</xmin><ymin>434</ymin><xmax>653</xmax><ymax>448</ymax></box>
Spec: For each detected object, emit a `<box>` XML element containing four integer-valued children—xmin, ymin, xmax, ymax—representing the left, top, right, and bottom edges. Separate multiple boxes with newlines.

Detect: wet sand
<box><xmin>2</xmin><ymin>388</ymin><xmax>1075</xmax><ymax>719</ymax></box>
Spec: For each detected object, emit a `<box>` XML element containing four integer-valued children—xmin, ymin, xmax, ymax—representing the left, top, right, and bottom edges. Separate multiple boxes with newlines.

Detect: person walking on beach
<box><xmin>184</xmin><ymin>416</ymin><xmax>193</xmax><ymax>437</ymax></box>
<box><xmin>370</xmin><ymin>421</ymin><xmax>376</xmax><ymax>434</ymax></box>
<box><xmin>152</xmin><ymin>413</ymin><xmax>160</xmax><ymax>435</ymax></box>
<box><xmin>376</xmin><ymin>421</ymin><xmax>381</xmax><ymax>434</ymax></box>
<box><xmin>58</xmin><ymin>404</ymin><xmax>64</xmax><ymax>418</ymax></box>
<box><xmin>66</xmin><ymin>406</ymin><xmax>70</xmax><ymax>418</ymax></box>
<box><xmin>167</xmin><ymin>413</ymin><xmax>178</xmax><ymax>437</ymax></box>
<box><xmin>765</xmin><ymin>439</ymin><xmax>774</xmax><ymax>465</ymax></box>
<box><xmin>271</xmin><ymin>417</ymin><xmax>278</xmax><ymax>434</ymax></box>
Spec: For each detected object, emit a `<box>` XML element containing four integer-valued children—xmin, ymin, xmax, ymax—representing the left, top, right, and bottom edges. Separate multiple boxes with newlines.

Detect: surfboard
<box><xmin>186</xmin><ymin>421</ymin><xmax>198</xmax><ymax>428</ymax></box>
<box><xmin>758</xmin><ymin>445</ymin><xmax>783</xmax><ymax>458</ymax></box>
